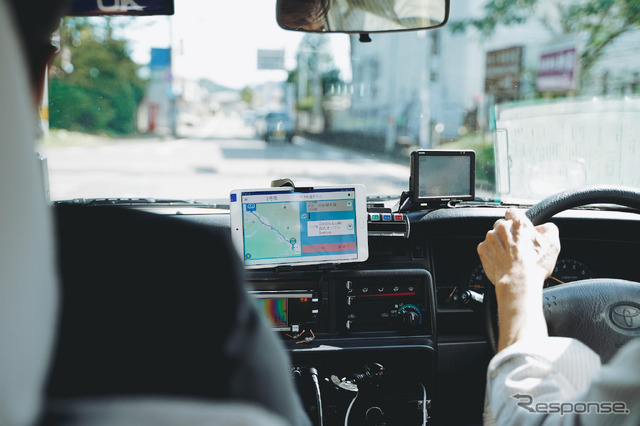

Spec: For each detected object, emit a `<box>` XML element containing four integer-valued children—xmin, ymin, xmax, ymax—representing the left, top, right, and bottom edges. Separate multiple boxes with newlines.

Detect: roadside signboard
<box><xmin>485</xmin><ymin>46</ymin><xmax>523</xmax><ymax>97</ymax></box>
<box><xmin>69</xmin><ymin>0</ymin><xmax>174</xmax><ymax>15</ymax></box>
<box><xmin>150</xmin><ymin>48</ymin><xmax>171</xmax><ymax>70</ymax></box>
<box><xmin>537</xmin><ymin>46</ymin><xmax>578</xmax><ymax>92</ymax></box>
<box><xmin>257</xmin><ymin>50</ymin><xmax>286</xmax><ymax>71</ymax></box>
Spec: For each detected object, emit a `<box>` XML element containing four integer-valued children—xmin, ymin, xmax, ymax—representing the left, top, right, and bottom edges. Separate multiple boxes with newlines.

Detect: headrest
<box><xmin>0</xmin><ymin>1</ymin><xmax>58</xmax><ymax>425</ymax></box>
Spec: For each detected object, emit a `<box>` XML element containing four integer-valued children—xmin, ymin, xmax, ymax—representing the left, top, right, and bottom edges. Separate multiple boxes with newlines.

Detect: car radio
<box><xmin>248</xmin><ymin>269</ymin><xmax>433</xmax><ymax>337</ymax></box>
<box><xmin>250</xmin><ymin>290</ymin><xmax>319</xmax><ymax>333</ymax></box>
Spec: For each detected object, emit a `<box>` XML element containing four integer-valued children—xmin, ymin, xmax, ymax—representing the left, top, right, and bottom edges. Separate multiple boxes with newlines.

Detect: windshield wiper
<box><xmin>55</xmin><ymin>198</ymin><xmax>229</xmax><ymax>209</ymax></box>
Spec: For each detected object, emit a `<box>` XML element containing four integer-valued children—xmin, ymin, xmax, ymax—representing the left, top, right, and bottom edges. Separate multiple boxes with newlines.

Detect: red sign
<box><xmin>537</xmin><ymin>47</ymin><xmax>578</xmax><ymax>92</ymax></box>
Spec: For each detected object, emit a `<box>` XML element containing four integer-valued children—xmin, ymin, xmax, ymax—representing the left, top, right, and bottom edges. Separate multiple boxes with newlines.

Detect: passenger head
<box><xmin>277</xmin><ymin>0</ymin><xmax>331</xmax><ymax>31</ymax></box>
<box><xmin>6</xmin><ymin>0</ymin><xmax>68</xmax><ymax>102</ymax></box>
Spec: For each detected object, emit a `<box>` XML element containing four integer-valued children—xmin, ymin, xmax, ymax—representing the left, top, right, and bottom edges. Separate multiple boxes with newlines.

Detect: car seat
<box><xmin>0</xmin><ymin>2</ymin><xmax>300</xmax><ymax>424</ymax></box>
<box><xmin>0</xmin><ymin>1</ymin><xmax>58</xmax><ymax>424</ymax></box>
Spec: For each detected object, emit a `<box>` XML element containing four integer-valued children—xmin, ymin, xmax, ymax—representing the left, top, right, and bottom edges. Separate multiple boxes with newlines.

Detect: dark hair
<box><xmin>276</xmin><ymin>0</ymin><xmax>331</xmax><ymax>31</ymax></box>
<box><xmin>7</xmin><ymin>0</ymin><xmax>69</xmax><ymax>86</ymax></box>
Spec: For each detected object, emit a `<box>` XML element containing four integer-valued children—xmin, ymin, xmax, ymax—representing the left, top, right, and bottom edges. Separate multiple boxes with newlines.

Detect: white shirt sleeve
<box><xmin>484</xmin><ymin>336</ymin><xmax>640</xmax><ymax>426</ymax></box>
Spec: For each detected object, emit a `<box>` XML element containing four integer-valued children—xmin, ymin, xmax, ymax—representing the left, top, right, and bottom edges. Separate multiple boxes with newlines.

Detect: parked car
<box><xmin>263</xmin><ymin>111</ymin><xmax>295</xmax><ymax>142</ymax></box>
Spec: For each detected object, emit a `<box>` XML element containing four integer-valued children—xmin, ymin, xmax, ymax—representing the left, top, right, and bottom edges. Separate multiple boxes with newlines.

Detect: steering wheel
<box><xmin>484</xmin><ymin>186</ymin><xmax>640</xmax><ymax>362</ymax></box>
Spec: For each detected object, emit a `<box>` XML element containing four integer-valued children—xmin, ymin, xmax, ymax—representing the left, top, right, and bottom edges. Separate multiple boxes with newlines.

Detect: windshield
<box><xmin>41</xmin><ymin>0</ymin><xmax>640</xmax><ymax>205</ymax></box>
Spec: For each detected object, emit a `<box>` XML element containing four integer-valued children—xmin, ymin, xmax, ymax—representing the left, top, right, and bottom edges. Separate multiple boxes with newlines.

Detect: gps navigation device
<box><xmin>410</xmin><ymin>150</ymin><xmax>475</xmax><ymax>204</ymax></box>
<box><xmin>230</xmin><ymin>185</ymin><xmax>368</xmax><ymax>269</ymax></box>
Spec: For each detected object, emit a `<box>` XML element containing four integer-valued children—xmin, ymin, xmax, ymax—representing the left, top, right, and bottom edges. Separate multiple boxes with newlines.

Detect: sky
<box><xmin>118</xmin><ymin>1</ymin><xmax>352</xmax><ymax>90</ymax></box>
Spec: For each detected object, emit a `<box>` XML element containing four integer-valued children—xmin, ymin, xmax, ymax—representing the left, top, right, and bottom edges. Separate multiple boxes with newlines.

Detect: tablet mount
<box><xmin>271</xmin><ymin>179</ymin><xmax>410</xmax><ymax>238</ymax></box>
<box><xmin>397</xmin><ymin>190</ymin><xmax>465</xmax><ymax>212</ymax></box>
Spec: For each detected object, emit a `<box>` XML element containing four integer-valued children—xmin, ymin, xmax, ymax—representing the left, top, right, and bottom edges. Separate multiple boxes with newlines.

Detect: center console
<box><xmin>248</xmin><ymin>268</ymin><xmax>436</xmax><ymax>425</ymax></box>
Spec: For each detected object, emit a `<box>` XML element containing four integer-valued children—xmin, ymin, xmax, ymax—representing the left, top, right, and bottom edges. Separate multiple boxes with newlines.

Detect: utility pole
<box><xmin>169</xmin><ymin>16</ymin><xmax>177</xmax><ymax>137</ymax></box>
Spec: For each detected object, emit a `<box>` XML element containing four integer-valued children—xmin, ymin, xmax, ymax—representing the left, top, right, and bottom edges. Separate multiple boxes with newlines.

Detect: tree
<box><xmin>450</xmin><ymin>0</ymin><xmax>640</xmax><ymax>89</ymax></box>
<box><xmin>321</xmin><ymin>69</ymin><xmax>342</xmax><ymax>95</ymax></box>
<box><xmin>240</xmin><ymin>87</ymin><xmax>254</xmax><ymax>105</ymax></box>
<box><xmin>49</xmin><ymin>17</ymin><xmax>147</xmax><ymax>135</ymax></box>
<box><xmin>292</xmin><ymin>34</ymin><xmax>342</xmax><ymax>111</ymax></box>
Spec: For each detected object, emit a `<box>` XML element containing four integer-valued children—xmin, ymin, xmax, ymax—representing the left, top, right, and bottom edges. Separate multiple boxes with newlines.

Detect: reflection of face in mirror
<box><xmin>276</xmin><ymin>0</ymin><xmax>331</xmax><ymax>31</ymax></box>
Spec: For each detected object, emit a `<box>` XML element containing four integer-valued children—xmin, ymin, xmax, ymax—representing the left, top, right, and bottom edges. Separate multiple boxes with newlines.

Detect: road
<box><xmin>40</xmin><ymin>114</ymin><xmax>411</xmax><ymax>202</ymax></box>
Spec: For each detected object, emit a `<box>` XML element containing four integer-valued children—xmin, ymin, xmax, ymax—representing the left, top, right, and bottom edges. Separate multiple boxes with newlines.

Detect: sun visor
<box><xmin>68</xmin><ymin>0</ymin><xmax>174</xmax><ymax>16</ymax></box>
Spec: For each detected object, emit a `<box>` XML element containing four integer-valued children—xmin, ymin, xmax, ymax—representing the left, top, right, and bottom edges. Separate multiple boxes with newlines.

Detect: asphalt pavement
<box><xmin>40</xmin><ymin>114</ymin><xmax>411</xmax><ymax>202</ymax></box>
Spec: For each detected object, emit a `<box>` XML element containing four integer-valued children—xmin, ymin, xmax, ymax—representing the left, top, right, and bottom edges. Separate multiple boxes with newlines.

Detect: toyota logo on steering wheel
<box><xmin>610</xmin><ymin>304</ymin><xmax>640</xmax><ymax>330</ymax></box>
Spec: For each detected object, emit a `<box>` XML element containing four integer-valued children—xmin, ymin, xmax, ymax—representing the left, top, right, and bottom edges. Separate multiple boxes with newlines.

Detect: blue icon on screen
<box><xmin>246</xmin><ymin>203</ymin><xmax>256</xmax><ymax>211</ymax></box>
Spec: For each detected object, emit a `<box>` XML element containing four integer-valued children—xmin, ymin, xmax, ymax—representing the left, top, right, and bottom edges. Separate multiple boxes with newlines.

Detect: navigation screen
<box><xmin>250</xmin><ymin>291</ymin><xmax>315</xmax><ymax>332</ymax></box>
<box><xmin>231</xmin><ymin>186</ymin><xmax>367</xmax><ymax>268</ymax></box>
<box><xmin>410</xmin><ymin>150</ymin><xmax>475</xmax><ymax>202</ymax></box>
<box><xmin>257</xmin><ymin>298</ymin><xmax>288</xmax><ymax>329</ymax></box>
<box><xmin>418</xmin><ymin>155</ymin><xmax>471</xmax><ymax>197</ymax></box>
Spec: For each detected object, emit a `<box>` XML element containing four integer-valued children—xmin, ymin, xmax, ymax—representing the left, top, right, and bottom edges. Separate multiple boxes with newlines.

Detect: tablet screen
<box><xmin>230</xmin><ymin>185</ymin><xmax>368</xmax><ymax>268</ymax></box>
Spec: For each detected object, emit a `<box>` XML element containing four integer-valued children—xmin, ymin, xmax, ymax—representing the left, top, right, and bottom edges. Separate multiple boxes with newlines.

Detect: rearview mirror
<box><xmin>276</xmin><ymin>0</ymin><xmax>449</xmax><ymax>33</ymax></box>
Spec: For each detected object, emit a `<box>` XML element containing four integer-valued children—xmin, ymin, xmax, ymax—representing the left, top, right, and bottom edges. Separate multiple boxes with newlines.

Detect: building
<box><xmin>328</xmin><ymin>0</ymin><xmax>640</xmax><ymax>152</ymax></box>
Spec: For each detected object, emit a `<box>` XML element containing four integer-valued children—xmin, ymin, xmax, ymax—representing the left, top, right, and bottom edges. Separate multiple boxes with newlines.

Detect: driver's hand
<box><xmin>477</xmin><ymin>209</ymin><xmax>560</xmax><ymax>351</ymax></box>
<box><xmin>478</xmin><ymin>209</ymin><xmax>560</xmax><ymax>289</ymax></box>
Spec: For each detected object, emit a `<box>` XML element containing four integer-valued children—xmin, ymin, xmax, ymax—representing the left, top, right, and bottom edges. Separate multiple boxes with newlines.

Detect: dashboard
<box><xmin>179</xmin><ymin>204</ymin><xmax>640</xmax><ymax>425</ymax></box>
